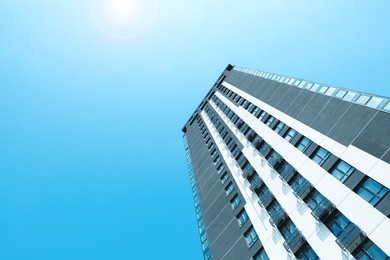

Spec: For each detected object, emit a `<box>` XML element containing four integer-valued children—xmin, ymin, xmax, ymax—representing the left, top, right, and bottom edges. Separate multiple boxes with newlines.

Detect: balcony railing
<box><xmin>258</xmin><ymin>193</ymin><xmax>274</xmax><ymax>208</ymax></box>
<box><xmin>293</xmin><ymin>181</ymin><xmax>313</xmax><ymax>200</ymax></box>
<box><xmin>269</xmin><ymin>210</ymin><xmax>288</xmax><ymax>228</ymax></box>
<box><xmin>242</xmin><ymin>168</ymin><xmax>255</xmax><ymax>178</ymax></box>
<box><xmin>311</xmin><ymin>199</ymin><xmax>335</xmax><ymax>222</ymax></box>
<box><xmin>336</xmin><ymin>224</ymin><xmax>367</xmax><ymax>253</ymax></box>
<box><xmin>278</xmin><ymin>167</ymin><xmax>296</xmax><ymax>183</ymax></box>
<box><xmin>249</xmin><ymin>178</ymin><xmax>263</xmax><ymax>191</ymax></box>
<box><xmin>283</xmin><ymin>230</ymin><xmax>306</xmax><ymax>254</ymax></box>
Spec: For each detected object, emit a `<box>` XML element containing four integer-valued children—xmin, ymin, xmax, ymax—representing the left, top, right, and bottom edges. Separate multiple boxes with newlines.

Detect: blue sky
<box><xmin>0</xmin><ymin>1</ymin><xmax>389</xmax><ymax>259</ymax></box>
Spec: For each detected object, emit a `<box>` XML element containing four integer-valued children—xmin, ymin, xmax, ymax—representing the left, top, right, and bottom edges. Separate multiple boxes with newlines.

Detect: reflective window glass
<box><xmin>331</xmin><ymin>160</ymin><xmax>355</xmax><ymax>182</ymax></box>
<box><xmin>355</xmin><ymin>177</ymin><xmax>389</xmax><ymax>206</ymax></box>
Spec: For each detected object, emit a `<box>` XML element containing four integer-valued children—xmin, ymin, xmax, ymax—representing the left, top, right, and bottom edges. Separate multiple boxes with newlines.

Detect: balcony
<box><xmin>258</xmin><ymin>193</ymin><xmax>274</xmax><ymax>208</ymax></box>
<box><xmin>277</xmin><ymin>165</ymin><xmax>296</xmax><ymax>183</ymax></box>
<box><xmin>269</xmin><ymin>211</ymin><xmax>288</xmax><ymax>228</ymax></box>
<box><xmin>336</xmin><ymin>224</ymin><xmax>367</xmax><ymax>253</ymax></box>
<box><xmin>249</xmin><ymin>178</ymin><xmax>263</xmax><ymax>191</ymax></box>
<box><xmin>242</xmin><ymin>168</ymin><xmax>255</xmax><ymax>178</ymax></box>
<box><xmin>283</xmin><ymin>230</ymin><xmax>306</xmax><ymax>254</ymax></box>
<box><xmin>311</xmin><ymin>199</ymin><xmax>335</xmax><ymax>221</ymax></box>
<box><xmin>293</xmin><ymin>181</ymin><xmax>313</xmax><ymax>200</ymax></box>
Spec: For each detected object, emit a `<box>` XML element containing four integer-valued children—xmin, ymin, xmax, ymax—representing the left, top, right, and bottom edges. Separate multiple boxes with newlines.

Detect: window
<box><xmin>257</xmin><ymin>111</ymin><xmax>266</xmax><ymax>120</ymax></box>
<box><xmin>220</xmin><ymin>172</ymin><xmax>229</xmax><ymax>184</ymax></box>
<box><xmin>273</xmin><ymin>121</ymin><xmax>285</xmax><ymax>134</ymax></box>
<box><xmin>296</xmin><ymin>136</ymin><xmax>312</xmax><ymax>152</ymax></box>
<box><xmin>305</xmin><ymin>190</ymin><xmax>326</xmax><ymax>211</ymax></box>
<box><xmin>225</xmin><ymin>182</ymin><xmax>235</xmax><ymax>196</ymax></box>
<box><xmin>252</xmin><ymin>106</ymin><xmax>260</xmax><ymax>115</ymax></box>
<box><xmin>236</xmin><ymin>209</ymin><xmax>249</xmax><ymax>227</ymax></box>
<box><xmin>266</xmin><ymin>150</ymin><xmax>281</xmax><ymax>166</ymax></box>
<box><xmin>295</xmin><ymin>242</ymin><xmax>319</xmax><ymax>260</ymax></box>
<box><xmin>267</xmin><ymin>200</ymin><xmax>283</xmax><ymax>221</ymax></box>
<box><xmin>355</xmin><ymin>240</ymin><xmax>389</xmax><ymax>260</ymax></box>
<box><xmin>230</xmin><ymin>194</ymin><xmax>241</xmax><ymax>210</ymax></box>
<box><xmin>310</xmin><ymin>147</ymin><xmax>330</xmax><ymax>166</ymax></box>
<box><xmin>355</xmin><ymin>177</ymin><xmax>389</xmax><ymax>206</ymax></box>
<box><xmin>210</xmin><ymin>148</ymin><xmax>217</xmax><ymax>158</ymax></box>
<box><xmin>330</xmin><ymin>160</ymin><xmax>355</xmax><ymax>182</ymax></box>
<box><xmin>279</xmin><ymin>219</ymin><xmax>298</xmax><ymax>241</ymax></box>
<box><xmin>253</xmin><ymin>248</ymin><xmax>269</xmax><ymax>260</ymax></box>
<box><xmin>265</xmin><ymin>116</ymin><xmax>275</xmax><ymax>126</ymax></box>
<box><xmin>216</xmin><ymin>163</ymin><xmax>225</xmax><ymax>174</ymax></box>
<box><xmin>213</xmin><ymin>155</ymin><xmax>221</xmax><ymax>165</ymax></box>
<box><xmin>283</xmin><ymin>128</ymin><xmax>297</xmax><ymax>142</ymax></box>
<box><xmin>257</xmin><ymin>185</ymin><xmax>272</xmax><ymax>204</ymax></box>
<box><xmin>289</xmin><ymin>174</ymin><xmax>308</xmax><ymax>192</ymax></box>
<box><xmin>275</xmin><ymin>160</ymin><xmax>293</xmax><ymax>177</ymax></box>
<box><xmin>244</xmin><ymin>226</ymin><xmax>258</xmax><ymax>247</ymax></box>
<box><xmin>325</xmin><ymin>211</ymin><xmax>352</xmax><ymax>237</ymax></box>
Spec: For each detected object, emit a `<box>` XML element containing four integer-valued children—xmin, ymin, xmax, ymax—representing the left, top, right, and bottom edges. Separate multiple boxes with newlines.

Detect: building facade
<box><xmin>182</xmin><ymin>64</ymin><xmax>390</xmax><ymax>260</ymax></box>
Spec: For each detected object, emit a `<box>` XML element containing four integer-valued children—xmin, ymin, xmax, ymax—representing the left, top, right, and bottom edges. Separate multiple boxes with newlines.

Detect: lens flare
<box><xmin>90</xmin><ymin>0</ymin><xmax>159</xmax><ymax>39</ymax></box>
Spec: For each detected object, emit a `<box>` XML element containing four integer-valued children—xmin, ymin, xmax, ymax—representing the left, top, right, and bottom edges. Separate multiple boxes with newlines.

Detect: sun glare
<box><xmin>90</xmin><ymin>0</ymin><xmax>158</xmax><ymax>39</ymax></box>
<box><xmin>112</xmin><ymin>0</ymin><xmax>134</xmax><ymax>18</ymax></box>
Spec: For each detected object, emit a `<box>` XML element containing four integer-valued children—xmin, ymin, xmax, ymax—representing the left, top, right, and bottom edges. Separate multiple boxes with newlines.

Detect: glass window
<box><xmin>230</xmin><ymin>194</ymin><xmax>241</xmax><ymax>210</ymax></box>
<box><xmin>335</xmin><ymin>89</ymin><xmax>347</xmax><ymax>99</ymax></box>
<box><xmin>383</xmin><ymin>101</ymin><xmax>390</xmax><ymax>111</ymax></box>
<box><xmin>217</xmin><ymin>163</ymin><xmax>225</xmax><ymax>174</ymax></box>
<box><xmin>289</xmin><ymin>174</ymin><xmax>309</xmax><ymax>194</ymax></box>
<box><xmin>225</xmin><ymin>182</ymin><xmax>235</xmax><ymax>196</ymax></box>
<box><xmin>283</xmin><ymin>128</ymin><xmax>297</xmax><ymax>142</ymax></box>
<box><xmin>220</xmin><ymin>172</ymin><xmax>229</xmax><ymax>184</ymax></box>
<box><xmin>265</xmin><ymin>116</ymin><xmax>275</xmax><ymax>126</ymax></box>
<box><xmin>298</xmin><ymin>81</ymin><xmax>306</xmax><ymax>88</ymax></box>
<box><xmin>244</xmin><ymin>226</ymin><xmax>258</xmax><ymax>247</ymax></box>
<box><xmin>356</xmin><ymin>94</ymin><xmax>371</xmax><ymax>105</ymax></box>
<box><xmin>279</xmin><ymin>219</ymin><xmax>297</xmax><ymax>241</ymax></box>
<box><xmin>366</xmin><ymin>97</ymin><xmax>384</xmax><ymax>108</ymax></box>
<box><xmin>305</xmin><ymin>190</ymin><xmax>326</xmax><ymax>211</ymax></box>
<box><xmin>293</xmin><ymin>80</ymin><xmax>301</xmax><ymax>86</ymax></box>
<box><xmin>318</xmin><ymin>86</ymin><xmax>328</xmax><ymax>94</ymax></box>
<box><xmin>324</xmin><ymin>87</ymin><xmax>337</xmax><ymax>96</ymax></box>
<box><xmin>305</xmin><ymin>83</ymin><xmax>313</xmax><ymax>89</ymax></box>
<box><xmin>343</xmin><ymin>91</ymin><xmax>357</xmax><ymax>101</ymax></box>
<box><xmin>258</xmin><ymin>185</ymin><xmax>272</xmax><ymax>203</ymax></box>
<box><xmin>236</xmin><ymin>209</ymin><xmax>249</xmax><ymax>227</ymax></box>
<box><xmin>331</xmin><ymin>160</ymin><xmax>355</xmax><ymax>182</ymax></box>
<box><xmin>355</xmin><ymin>240</ymin><xmax>389</xmax><ymax>260</ymax></box>
<box><xmin>257</xmin><ymin>111</ymin><xmax>267</xmax><ymax>120</ymax></box>
<box><xmin>310</xmin><ymin>83</ymin><xmax>320</xmax><ymax>92</ymax></box>
<box><xmin>326</xmin><ymin>211</ymin><xmax>352</xmax><ymax>237</ymax></box>
<box><xmin>253</xmin><ymin>248</ymin><xmax>269</xmax><ymax>260</ymax></box>
<box><xmin>295</xmin><ymin>242</ymin><xmax>319</xmax><ymax>260</ymax></box>
<box><xmin>310</xmin><ymin>147</ymin><xmax>330</xmax><ymax>166</ymax></box>
<box><xmin>296</xmin><ymin>136</ymin><xmax>312</xmax><ymax>152</ymax></box>
<box><xmin>273</xmin><ymin>121</ymin><xmax>285</xmax><ymax>134</ymax></box>
<box><xmin>267</xmin><ymin>199</ymin><xmax>283</xmax><ymax>220</ymax></box>
<box><xmin>355</xmin><ymin>177</ymin><xmax>389</xmax><ymax>206</ymax></box>
<box><xmin>213</xmin><ymin>155</ymin><xmax>221</xmax><ymax>165</ymax></box>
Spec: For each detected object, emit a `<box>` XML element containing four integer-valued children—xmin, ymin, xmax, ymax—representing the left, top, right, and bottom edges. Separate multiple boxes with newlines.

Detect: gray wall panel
<box><xmin>297</xmin><ymin>93</ymin><xmax>332</xmax><ymax>126</ymax></box>
<box><xmin>327</xmin><ymin>104</ymin><xmax>378</xmax><ymax>146</ymax></box>
<box><xmin>352</xmin><ymin>111</ymin><xmax>390</xmax><ymax>158</ymax></box>
<box><xmin>310</xmin><ymin>98</ymin><xmax>352</xmax><ymax>135</ymax></box>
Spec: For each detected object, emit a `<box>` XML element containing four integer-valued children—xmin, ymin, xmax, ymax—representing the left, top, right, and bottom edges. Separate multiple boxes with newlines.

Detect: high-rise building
<box><xmin>182</xmin><ymin>64</ymin><xmax>390</xmax><ymax>260</ymax></box>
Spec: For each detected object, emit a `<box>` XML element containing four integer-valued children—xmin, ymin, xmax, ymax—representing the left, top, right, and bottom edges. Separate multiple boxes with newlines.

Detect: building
<box><xmin>182</xmin><ymin>64</ymin><xmax>390</xmax><ymax>260</ymax></box>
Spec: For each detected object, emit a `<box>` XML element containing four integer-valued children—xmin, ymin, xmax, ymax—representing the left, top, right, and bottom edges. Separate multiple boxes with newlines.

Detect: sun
<box><xmin>112</xmin><ymin>0</ymin><xmax>134</xmax><ymax>18</ymax></box>
<box><xmin>90</xmin><ymin>0</ymin><xmax>159</xmax><ymax>39</ymax></box>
